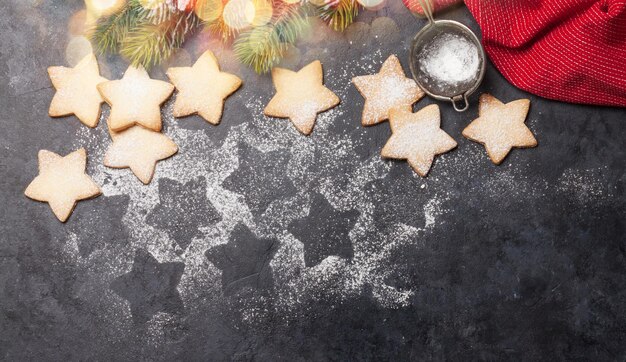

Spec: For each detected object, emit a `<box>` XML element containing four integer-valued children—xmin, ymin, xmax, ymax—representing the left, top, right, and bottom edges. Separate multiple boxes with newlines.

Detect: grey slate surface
<box><xmin>1</xmin><ymin>0</ymin><xmax>626</xmax><ymax>360</ymax></box>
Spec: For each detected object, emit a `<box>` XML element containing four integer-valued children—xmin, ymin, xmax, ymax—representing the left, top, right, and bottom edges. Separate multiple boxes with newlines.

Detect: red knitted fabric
<box><xmin>464</xmin><ymin>0</ymin><xmax>626</xmax><ymax>107</ymax></box>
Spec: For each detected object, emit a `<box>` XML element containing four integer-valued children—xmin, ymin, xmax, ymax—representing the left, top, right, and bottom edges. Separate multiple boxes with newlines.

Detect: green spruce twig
<box><xmin>120</xmin><ymin>10</ymin><xmax>201</xmax><ymax>69</ymax></box>
<box><xmin>90</xmin><ymin>0</ymin><xmax>145</xmax><ymax>55</ymax></box>
<box><xmin>233</xmin><ymin>4</ymin><xmax>310</xmax><ymax>74</ymax></box>
<box><xmin>318</xmin><ymin>0</ymin><xmax>359</xmax><ymax>32</ymax></box>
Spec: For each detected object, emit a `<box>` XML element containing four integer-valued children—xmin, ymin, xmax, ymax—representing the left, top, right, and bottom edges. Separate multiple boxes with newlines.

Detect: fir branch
<box><xmin>206</xmin><ymin>17</ymin><xmax>239</xmax><ymax>42</ymax></box>
<box><xmin>318</xmin><ymin>0</ymin><xmax>359</xmax><ymax>32</ymax></box>
<box><xmin>120</xmin><ymin>10</ymin><xmax>201</xmax><ymax>69</ymax></box>
<box><xmin>233</xmin><ymin>5</ymin><xmax>310</xmax><ymax>74</ymax></box>
<box><xmin>90</xmin><ymin>0</ymin><xmax>145</xmax><ymax>55</ymax></box>
<box><xmin>140</xmin><ymin>1</ymin><xmax>190</xmax><ymax>25</ymax></box>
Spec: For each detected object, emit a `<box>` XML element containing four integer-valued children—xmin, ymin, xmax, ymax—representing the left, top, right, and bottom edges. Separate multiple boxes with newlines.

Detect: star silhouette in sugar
<box><xmin>289</xmin><ymin>193</ymin><xmax>360</xmax><ymax>267</ymax></box>
<box><xmin>222</xmin><ymin>143</ymin><xmax>296</xmax><ymax>216</ymax></box>
<box><xmin>68</xmin><ymin>194</ymin><xmax>130</xmax><ymax>257</ymax></box>
<box><xmin>366</xmin><ymin>166</ymin><xmax>430</xmax><ymax>230</ymax></box>
<box><xmin>110</xmin><ymin>249</ymin><xmax>185</xmax><ymax>324</ymax></box>
<box><xmin>146</xmin><ymin>177</ymin><xmax>222</xmax><ymax>252</ymax></box>
<box><xmin>205</xmin><ymin>223</ymin><xmax>279</xmax><ymax>295</ymax></box>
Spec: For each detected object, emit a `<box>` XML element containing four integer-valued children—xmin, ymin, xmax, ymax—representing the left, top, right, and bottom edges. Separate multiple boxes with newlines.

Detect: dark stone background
<box><xmin>1</xmin><ymin>0</ymin><xmax>625</xmax><ymax>360</ymax></box>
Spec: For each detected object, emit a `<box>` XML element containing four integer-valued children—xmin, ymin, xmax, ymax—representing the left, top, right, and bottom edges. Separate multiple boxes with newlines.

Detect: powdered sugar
<box><xmin>64</xmin><ymin>49</ymin><xmax>449</xmax><ymax>330</ymax></box>
<box><xmin>63</xmin><ymin>47</ymin><xmax>616</xmax><ymax>335</ymax></box>
<box><xmin>417</xmin><ymin>33</ymin><xmax>480</xmax><ymax>86</ymax></box>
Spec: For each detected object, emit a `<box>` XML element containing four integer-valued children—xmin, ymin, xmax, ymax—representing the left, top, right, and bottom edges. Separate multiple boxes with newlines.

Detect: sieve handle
<box><xmin>417</xmin><ymin>0</ymin><xmax>435</xmax><ymax>25</ymax></box>
<box><xmin>451</xmin><ymin>94</ymin><xmax>469</xmax><ymax>112</ymax></box>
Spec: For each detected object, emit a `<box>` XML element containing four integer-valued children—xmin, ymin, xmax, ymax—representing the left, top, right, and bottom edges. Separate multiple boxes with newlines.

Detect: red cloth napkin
<box><xmin>464</xmin><ymin>0</ymin><xmax>626</xmax><ymax>107</ymax></box>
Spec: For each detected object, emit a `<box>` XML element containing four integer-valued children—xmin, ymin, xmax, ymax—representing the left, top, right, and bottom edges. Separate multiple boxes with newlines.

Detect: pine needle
<box><xmin>90</xmin><ymin>0</ymin><xmax>146</xmax><ymax>54</ymax></box>
<box><xmin>90</xmin><ymin>0</ymin><xmax>361</xmax><ymax>72</ymax></box>
<box><xmin>207</xmin><ymin>17</ymin><xmax>239</xmax><ymax>42</ymax></box>
<box><xmin>318</xmin><ymin>0</ymin><xmax>359</xmax><ymax>32</ymax></box>
<box><xmin>120</xmin><ymin>10</ymin><xmax>201</xmax><ymax>69</ymax></box>
<box><xmin>233</xmin><ymin>5</ymin><xmax>310</xmax><ymax>74</ymax></box>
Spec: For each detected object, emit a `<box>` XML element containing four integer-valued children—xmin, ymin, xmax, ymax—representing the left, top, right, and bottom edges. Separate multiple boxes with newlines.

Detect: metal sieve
<box><xmin>408</xmin><ymin>0</ymin><xmax>486</xmax><ymax>112</ymax></box>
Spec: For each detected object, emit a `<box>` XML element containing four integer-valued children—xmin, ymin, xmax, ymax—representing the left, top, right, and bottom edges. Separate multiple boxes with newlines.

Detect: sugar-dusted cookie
<box><xmin>97</xmin><ymin>66</ymin><xmax>174</xmax><ymax>132</ymax></box>
<box><xmin>48</xmin><ymin>53</ymin><xmax>108</xmax><ymax>128</ymax></box>
<box><xmin>166</xmin><ymin>50</ymin><xmax>242</xmax><ymax>125</ymax></box>
<box><xmin>462</xmin><ymin>94</ymin><xmax>537</xmax><ymax>165</ymax></box>
<box><xmin>381</xmin><ymin>105</ymin><xmax>457</xmax><ymax>177</ymax></box>
<box><xmin>264</xmin><ymin>60</ymin><xmax>340</xmax><ymax>135</ymax></box>
<box><xmin>352</xmin><ymin>55</ymin><xmax>424</xmax><ymax>127</ymax></box>
<box><xmin>25</xmin><ymin>148</ymin><xmax>101</xmax><ymax>222</ymax></box>
<box><xmin>104</xmin><ymin>125</ymin><xmax>178</xmax><ymax>184</ymax></box>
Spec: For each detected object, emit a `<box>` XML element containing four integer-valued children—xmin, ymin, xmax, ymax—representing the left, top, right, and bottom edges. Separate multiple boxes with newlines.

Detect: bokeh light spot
<box><xmin>194</xmin><ymin>0</ymin><xmax>224</xmax><ymax>22</ymax></box>
<box><xmin>139</xmin><ymin>0</ymin><xmax>166</xmax><ymax>10</ymax></box>
<box><xmin>249</xmin><ymin>0</ymin><xmax>273</xmax><ymax>26</ymax></box>
<box><xmin>356</xmin><ymin>0</ymin><xmax>385</xmax><ymax>9</ymax></box>
<box><xmin>85</xmin><ymin>0</ymin><xmax>125</xmax><ymax>17</ymax></box>
<box><xmin>222</xmin><ymin>0</ymin><xmax>253</xmax><ymax>30</ymax></box>
<box><xmin>66</xmin><ymin>36</ymin><xmax>93</xmax><ymax>66</ymax></box>
<box><xmin>68</xmin><ymin>10</ymin><xmax>88</xmax><ymax>36</ymax></box>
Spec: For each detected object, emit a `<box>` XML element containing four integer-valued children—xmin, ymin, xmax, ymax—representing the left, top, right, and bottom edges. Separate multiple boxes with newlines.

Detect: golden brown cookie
<box><xmin>104</xmin><ymin>126</ymin><xmax>178</xmax><ymax>184</ymax></box>
<box><xmin>264</xmin><ymin>60</ymin><xmax>340</xmax><ymax>135</ymax></box>
<box><xmin>352</xmin><ymin>55</ymin><xmax>424</xmax><ymax>127</ymax></box>
<box><xmin>381</xmin><ymin>105</ymin><xmax>457</xmax><ymax>177</ymax></box>
<box><xmin>166</xmin><ymin>50</ymin><xmax>242</xmax><ymax>125</ymax></box>
<box><xmin>97</xmin><ymin>66</ymin><xmax>174</xmax><ymax>132</ymax></box>
<box><xmin>24</xmin><ymin>148</ymin><xmax>101</xmax><ymax>222</ymax></box>
<box><xmin>462</xmin><ymin>94</ymin><xmax>537</xmax><ymax>165</ymax></box>
<box><xmin>48</xmin><ymin>53</ymin><xmax>108</xmax><ymax>128</ymax></box>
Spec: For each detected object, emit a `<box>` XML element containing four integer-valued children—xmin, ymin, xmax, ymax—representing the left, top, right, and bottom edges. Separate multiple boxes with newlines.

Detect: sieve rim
<box><xmin>409</xmin><ymin>19</ymin><xmax>486</xmax><ymax>103</ymax></box>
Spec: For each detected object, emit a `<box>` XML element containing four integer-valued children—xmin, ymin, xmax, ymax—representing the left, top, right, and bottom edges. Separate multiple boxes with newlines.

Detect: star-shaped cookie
<box><xmin>264</xmin><ymin>60</ymin><xmax>340</xmax><ymax>135</ymax></box>
<box><xmin>25</xmin><ymin>148</ymin><xmax>101</xmax><ymax>222</ymax></box>
<box><xmin>47</xmin><ymin>53</ymin><xmax>108</xmax><ymax>128</ymax></box>
<box><xmin>166</xmin><ymin>50</ymin><xmax>242</xmax><ymax>125</ymax></box>
<box><xmin>104</xmin><ymin>125</ymin><xmax>178</xmax><ymax>184</ymax></box>
<box><xmin>352</xmin><ymin>54</ymin><xmax>424</xmax><ymax>126</ymax></box>
<box><xmin>381</xmin><ymin>105</ymin><xmax>457</xmax><ymax>177</ymax></box>
<box><xmin>97</xmin><ymin>66</ymin><xmax>174</xmax><ymax>132</ymax></box>
<box><xmin>462</xmin><ymin>94</ymin><xmax>537</xmax><ymax>165</ymax></box>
